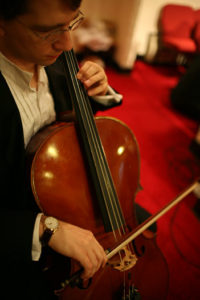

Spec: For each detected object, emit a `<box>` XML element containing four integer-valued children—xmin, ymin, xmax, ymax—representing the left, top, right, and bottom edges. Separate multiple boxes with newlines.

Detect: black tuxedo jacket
<box><xmin>0</xmin><ymin>56</ymin><xmax>121</xmax><ymax>299</ymax></box>
<box><xmin>171</xmin><ymin>54</ymin><xmax>200</xmax><ymax>120</ymax></box>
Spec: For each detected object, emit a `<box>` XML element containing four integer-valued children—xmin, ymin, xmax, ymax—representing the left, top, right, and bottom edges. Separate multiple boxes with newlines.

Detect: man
<box><xmin>0</xmin><ymin>0</ymin><xmax>122</xmax><ymax>299</ymax></box>
<box><xmin>171</xmin><ymin>55</ymin><xmax>200</xmax><ymax>159</ymax></box>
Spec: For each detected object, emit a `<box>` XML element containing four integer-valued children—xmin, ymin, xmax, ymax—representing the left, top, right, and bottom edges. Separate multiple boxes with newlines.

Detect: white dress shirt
<box><xmin>0</xmin><ymin>52</ymin><xmax>122</xmax><ymax>261</ymax></box>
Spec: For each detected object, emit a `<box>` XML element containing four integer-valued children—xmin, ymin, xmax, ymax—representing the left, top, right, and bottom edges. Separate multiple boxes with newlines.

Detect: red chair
<box><xmin>194</xmin><ymin>9</ymin><xmax>200</xmax><ymax>52</ymax></box>
<box><xmin>195</xmin><ymin>9</ymin><xmax>200</xmax><ymax>22</ymax></box>
<box><xmin>159</xmin><ymin>4</ymin><xmax>196</xmax><ymax>52</ymax></box>
<box><xmin>157</xmin><ymin>4</ymin><xmax>197</xmax><ymax>64</ymax></box>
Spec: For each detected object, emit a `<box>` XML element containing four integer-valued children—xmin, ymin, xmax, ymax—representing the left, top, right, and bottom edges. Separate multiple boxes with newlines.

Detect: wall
<box><xmin>80</xmin><ymin>0</ymin><xmax>140</xmax><ymax>69</ymax></box>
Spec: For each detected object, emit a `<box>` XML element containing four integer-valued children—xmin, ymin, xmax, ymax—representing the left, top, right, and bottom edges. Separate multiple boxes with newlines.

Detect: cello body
<box><xmin>27</xmin><ymin>116</ymin><xmax>169</xmax><ymax>299</ymax></box>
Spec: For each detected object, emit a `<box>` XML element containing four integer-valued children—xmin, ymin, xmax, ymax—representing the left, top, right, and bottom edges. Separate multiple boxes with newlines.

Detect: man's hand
<box><xmin>48</xmin><ymin>220</ymin><xmax>108</xmax><ymax>280</ymax></box>
<box><xmin>77</xmin><ymin>61</ymin><xmax>108</xmax><ymax>97</ymax></box>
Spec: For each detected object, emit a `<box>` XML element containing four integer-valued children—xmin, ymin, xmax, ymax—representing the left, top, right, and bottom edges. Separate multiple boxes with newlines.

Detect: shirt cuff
<box><xmin>92</xmin><ymin>85</ymin><xmax>123</xmax><ymax>106</ymax></box>
<box><xmin>32</xmin><ymin>213</ymin><xmax>43</xmax><ymax>261</ymax></box>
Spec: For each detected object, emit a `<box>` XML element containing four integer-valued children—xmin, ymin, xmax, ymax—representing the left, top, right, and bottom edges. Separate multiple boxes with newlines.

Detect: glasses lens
<box><xmin>42</xmin><ymin>11</ymin><xmax>84</xmax><ymax>42</ymax></box>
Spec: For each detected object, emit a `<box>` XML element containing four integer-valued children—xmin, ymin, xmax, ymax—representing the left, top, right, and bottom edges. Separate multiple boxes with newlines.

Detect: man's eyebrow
<box><xmin>31</xmin><ymin>11</ymin><xmax>80</xmax><ymax>32</ymax></box>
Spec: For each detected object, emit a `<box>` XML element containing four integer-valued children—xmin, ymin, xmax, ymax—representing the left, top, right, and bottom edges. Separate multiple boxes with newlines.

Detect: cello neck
<box><xmin>61</xmin><ymin>50</ymin><xmax>125</xmax><ymax>233</ymax></box>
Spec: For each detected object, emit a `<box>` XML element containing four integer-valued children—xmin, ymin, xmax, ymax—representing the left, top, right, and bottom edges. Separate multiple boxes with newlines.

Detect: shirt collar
<box><xmin>0</xmin><ymin>52</ymin><xmax>46</xmax><ymax>89</ymax></box>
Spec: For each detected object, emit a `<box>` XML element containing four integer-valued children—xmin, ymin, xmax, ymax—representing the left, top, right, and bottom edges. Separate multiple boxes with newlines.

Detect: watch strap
<box><xmin>40</xmin><ymin>228</ymin><xmax>54</xmax><ymax>247</ymax></box>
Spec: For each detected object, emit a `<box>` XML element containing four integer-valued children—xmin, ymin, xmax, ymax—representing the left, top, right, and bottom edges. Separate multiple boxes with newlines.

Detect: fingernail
<box><xmin>85</xmin><ymin>79</ymin><xmax>90</xmax><ymax>85</ymax></box>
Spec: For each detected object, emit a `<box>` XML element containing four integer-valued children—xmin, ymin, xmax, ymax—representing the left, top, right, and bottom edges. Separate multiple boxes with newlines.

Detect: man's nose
<box><xmin>52</xmin><ymin>31</ymin><xmax>73</xmax><ymax>52</ymax></box>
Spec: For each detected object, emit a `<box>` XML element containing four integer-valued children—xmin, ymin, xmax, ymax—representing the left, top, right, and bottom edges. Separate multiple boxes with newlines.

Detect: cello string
<box><xmin>67</xmin><ymin>51</ymin><xmax>136</xmax><ymax>257</ymax></box>
<box><xmin>66</xmin><ymin>51</ymin><xmax>120</xmax><ymax>236</ymax></box>
<box><xmin>67</xmin><ymin>50</ymin><xmax>136</xmax><ymax>261</ymax></box>
<box><xmin>123</xmin><ymin>271</ymin><xmax>126</xmax><ymax>300</ymax></box>
<box><xmin>64</xmin><ymin>52</ymin><xmax>122</xmax><ymax>237</ymax></box>
<box><xmin>65</xmin><ymin>50</ymin><xmax>126</xmax><ymax>236</ymax></box>
<box><xmin>69</xmin><ymin>52</ymin><xmax>127</xmax><ymax>234</ymax></box>
<box><xmin>68</xmin><ymin>50</ymin><xmax>124</xmax><ymax>230</ymax></box>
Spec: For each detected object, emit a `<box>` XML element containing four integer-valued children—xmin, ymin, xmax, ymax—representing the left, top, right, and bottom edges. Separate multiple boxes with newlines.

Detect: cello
<box><xmin>27</xmin><ymin>49</ymin><xmax>170</xmax><ymax>299</ymax></box>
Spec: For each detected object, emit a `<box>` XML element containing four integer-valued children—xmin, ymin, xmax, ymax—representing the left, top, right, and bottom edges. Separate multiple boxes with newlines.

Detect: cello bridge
<box><xmin>108</xmin><ymin>246</ymin><xmax>138</xmax><ymax>271</ymax></box>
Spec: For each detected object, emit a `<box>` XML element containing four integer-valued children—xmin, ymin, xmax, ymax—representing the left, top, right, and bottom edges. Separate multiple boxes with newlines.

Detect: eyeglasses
<box><xmin>16</xmin><ymin>10</ymin><xmax>84</xmax><ymax>43</ymax></box>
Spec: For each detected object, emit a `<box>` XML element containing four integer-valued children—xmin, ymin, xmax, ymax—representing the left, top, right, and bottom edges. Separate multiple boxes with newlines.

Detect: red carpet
<box><xmin>96</xmin><ymin>60</ymin><xmax>200</xmax><ymax>299</ymax></box>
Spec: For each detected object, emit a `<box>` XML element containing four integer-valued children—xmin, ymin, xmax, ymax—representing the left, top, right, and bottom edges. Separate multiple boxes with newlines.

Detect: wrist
<box><xmin>39</xmin><ymin>214</ymin><xmax>45</xmax><ymax>239</ymax></box>
<box><xmin>39</xmin><ymin>215</ymin><xmax>59</xmax><ymax>247</ymax></box>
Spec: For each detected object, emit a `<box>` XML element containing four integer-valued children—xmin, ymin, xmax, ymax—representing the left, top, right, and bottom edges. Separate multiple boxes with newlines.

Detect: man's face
<box><xmin>0</xmin><ymin>0</ymin><xmax>80</xmax><ymax>69</ymax></box>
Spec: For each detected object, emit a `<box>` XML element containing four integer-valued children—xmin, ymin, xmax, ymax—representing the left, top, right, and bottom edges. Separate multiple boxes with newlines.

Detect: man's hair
<box><xmin>0</xmin><ymin>0</ymin><xmax>81</xmax><ymax>20</ymax></box>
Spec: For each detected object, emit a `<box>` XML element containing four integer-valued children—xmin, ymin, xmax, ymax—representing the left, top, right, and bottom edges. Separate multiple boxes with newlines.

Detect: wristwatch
<box><xmin>40</xmin><ymin>216</ymin><xmax>59</xmax><ymax>247</ymax></box>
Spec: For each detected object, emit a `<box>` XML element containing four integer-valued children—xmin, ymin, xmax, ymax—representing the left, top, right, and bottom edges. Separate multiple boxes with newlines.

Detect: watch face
<box><xmin>45</xmin><ymin>216</ymin><xmax>59</xmax><ymax>231</ymax></box>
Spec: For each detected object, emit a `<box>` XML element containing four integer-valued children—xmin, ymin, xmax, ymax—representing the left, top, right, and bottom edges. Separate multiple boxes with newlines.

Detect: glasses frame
<box><xmin>16</xmin><ymin>10</ymin><xmax>84</xmax><ymax>42</ymax></box>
